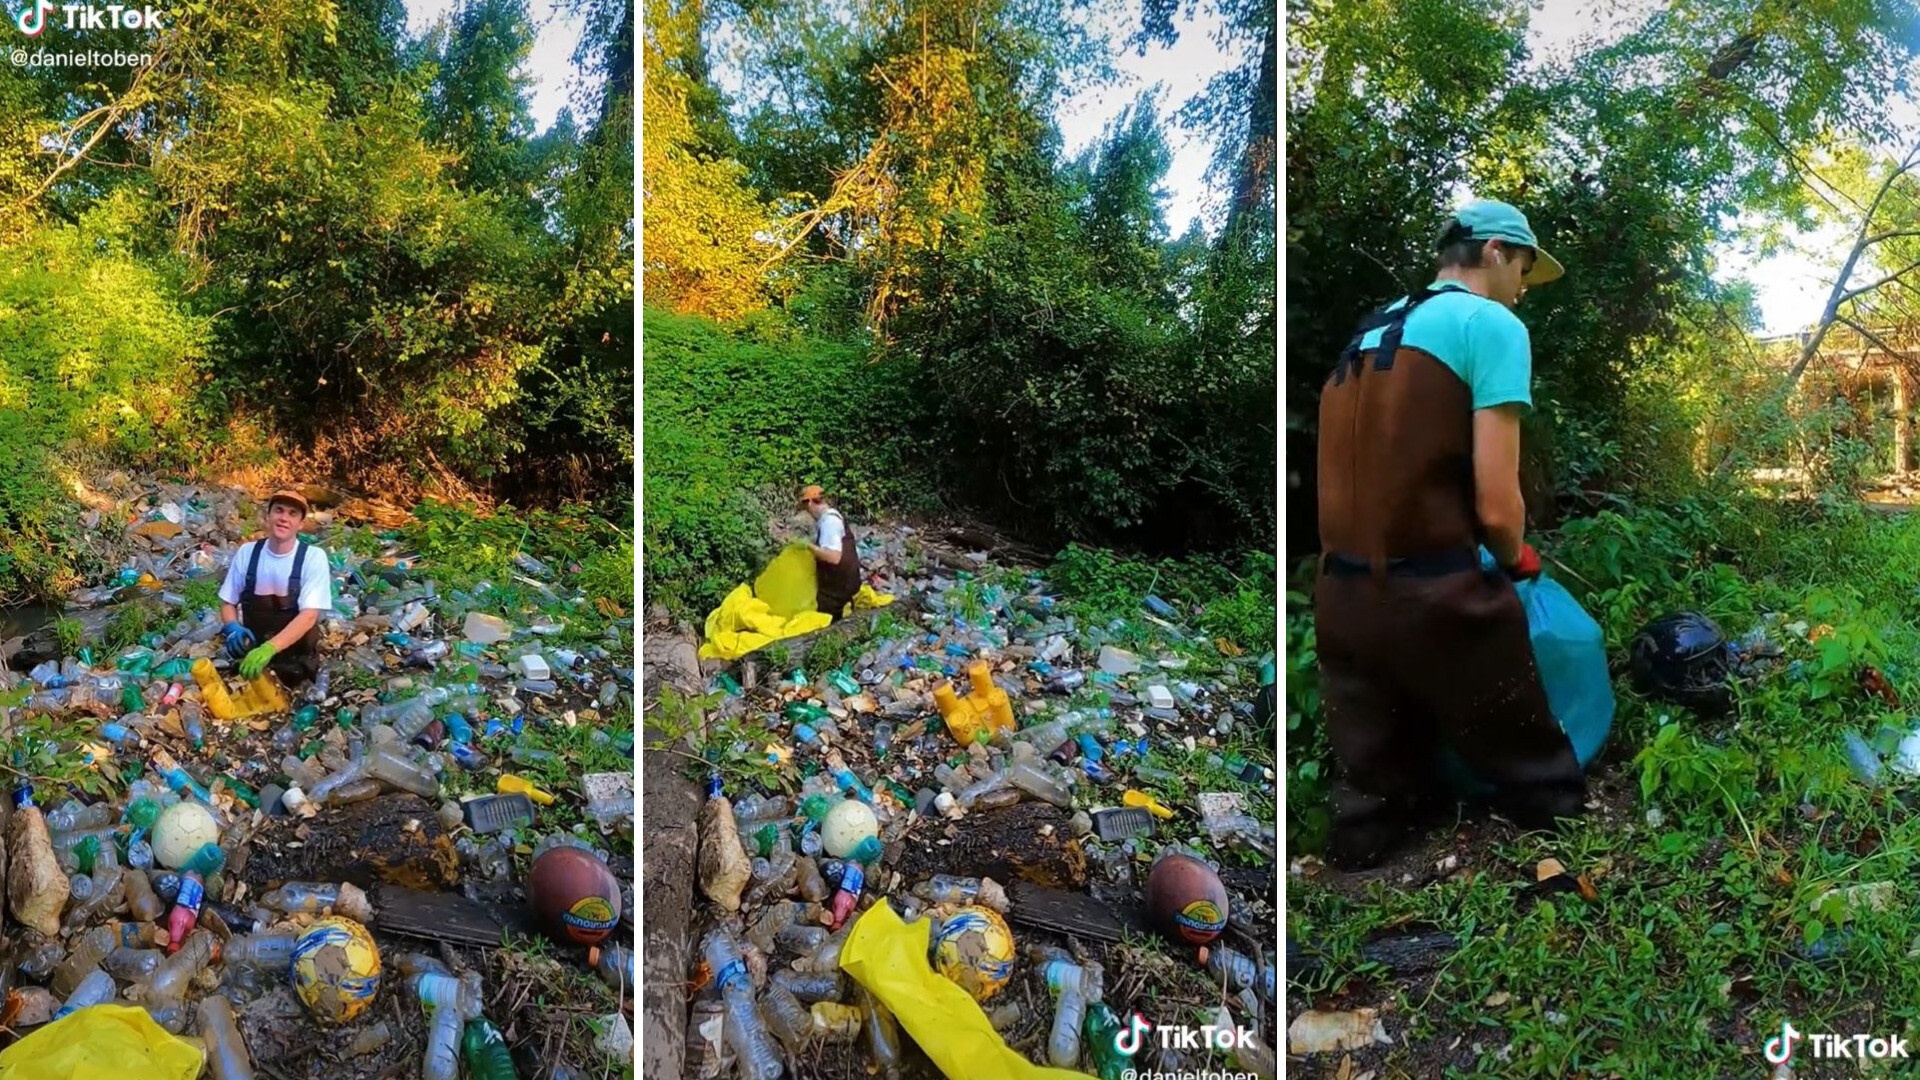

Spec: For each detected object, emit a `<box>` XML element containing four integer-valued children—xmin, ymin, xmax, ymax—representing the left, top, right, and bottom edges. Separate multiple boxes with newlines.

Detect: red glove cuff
<box><xmin>1507</xmin><ymin>543</ymin><xmax>1542</xmax><ymax>581</ymax></box>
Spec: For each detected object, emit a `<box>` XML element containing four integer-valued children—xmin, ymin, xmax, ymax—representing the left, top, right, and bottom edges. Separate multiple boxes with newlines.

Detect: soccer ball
<box><xmin>152</xmin><ymin>802</ymin><xmax>220</xmax><ymax>870</ymax></box>
<box><xmin>290</xmin><ymin>917</ymin><xmax>383</xmax><ymax>1023</ymax></box>
<box><xmin>931</xmin><ymin>905</ymin><xmax>1016</xmax><ymax>1002</ymax></box>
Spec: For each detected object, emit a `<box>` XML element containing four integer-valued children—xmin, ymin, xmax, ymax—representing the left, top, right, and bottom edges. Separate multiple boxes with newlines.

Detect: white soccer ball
<box><xmin>153</xmin><ymin>801</ymin><xmax>221</xmax><ymax>870</ymax></box>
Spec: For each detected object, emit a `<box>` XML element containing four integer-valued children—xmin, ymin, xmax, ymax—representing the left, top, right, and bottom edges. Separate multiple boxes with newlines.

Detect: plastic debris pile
<box><xmin>687</xmin><ymin>531</ymin><xmax>1278</xmax><ymax>1078</ymax></box>
<box><xmin>0</xmin><ymin>475</ymin><xmax>636</xmax><ymax>1077</ymax></box>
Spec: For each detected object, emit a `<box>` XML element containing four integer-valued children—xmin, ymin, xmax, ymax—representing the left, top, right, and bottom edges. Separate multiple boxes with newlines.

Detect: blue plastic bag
<box><xmin>1441</xmin><ymin>551</ymin><xmax>1615</xmax><ymax>796</ymax></box>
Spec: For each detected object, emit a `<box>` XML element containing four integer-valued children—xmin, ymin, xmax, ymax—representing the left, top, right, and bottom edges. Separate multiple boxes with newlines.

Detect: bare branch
<box><xmin>1839</xmin><ymin>256</ymin><xmax>1920</xmax><ymax>306</ymax></box>
<box><xmin>1836</xmin><ymin>316</ymin><xmax>1911</xmax><ymax>360</ymax></box>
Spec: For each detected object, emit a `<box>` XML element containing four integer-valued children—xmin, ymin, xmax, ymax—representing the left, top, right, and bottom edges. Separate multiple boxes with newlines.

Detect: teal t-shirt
<box><xmin>1355</xmin><ymin>280</ymin><xmax>1532</xmax><ymax>410</ymax></box>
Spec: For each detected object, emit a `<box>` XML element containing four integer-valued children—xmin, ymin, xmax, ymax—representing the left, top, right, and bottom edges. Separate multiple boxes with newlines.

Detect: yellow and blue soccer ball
<box><xmin>290</xmin><ymin>917</ymin><xmax>382</xmax><ymax>1023</ymax></box>
<box><xmin>931</xmin><ymin>905</ymin><xmax>1015</xmax><ymax>1002</ymax></box>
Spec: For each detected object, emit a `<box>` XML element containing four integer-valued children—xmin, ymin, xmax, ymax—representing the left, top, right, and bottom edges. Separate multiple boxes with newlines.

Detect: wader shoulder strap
<box><xmin>288</xmin><ymin>541</ymin><xmax>311</xmax><ymax>606</ymax></box>
<box><xmin>242</xmin><ymin>541</ymin><xmax>264</xmax><ymax>602</ymax></box>
<box><xmin>1329</xmin><ymin>286</ymin><xmax>1447</xmax><ymax>387</ymax></box>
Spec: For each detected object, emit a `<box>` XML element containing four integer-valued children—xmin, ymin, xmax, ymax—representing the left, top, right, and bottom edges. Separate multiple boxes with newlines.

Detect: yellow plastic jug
<box><xmin>935</xmin><ymin>662</ymin><xmax>1018</xmax><ymax>746</ymax></box>
<box><xmin>190</xmin><ymin>658</ymin><xmax>289</xmax><ymax>721</ymax></box>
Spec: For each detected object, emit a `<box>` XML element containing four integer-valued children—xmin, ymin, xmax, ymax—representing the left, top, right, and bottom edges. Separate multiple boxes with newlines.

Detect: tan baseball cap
<box><xmin>267</xmin><ymin>489</ymin><xmax>311</xmax><ymax>516</ymax></box>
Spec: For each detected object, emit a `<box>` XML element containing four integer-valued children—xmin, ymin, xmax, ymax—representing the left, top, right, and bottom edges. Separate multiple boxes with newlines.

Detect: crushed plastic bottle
<box><xmin>701</xmin><ymin>928</ymin><xmax>785</xmax><ymax>1080</ymax></box>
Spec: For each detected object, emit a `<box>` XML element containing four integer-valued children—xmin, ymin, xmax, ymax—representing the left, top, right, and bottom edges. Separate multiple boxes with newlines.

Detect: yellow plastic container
<box><xmin>190</xmin><ymin>658</ymin><xmax>289</xmax><ymax>721</ymax></box>
<box><xmin>935</xmin><ymin>663</ymin><xmax>1018</xmax><ymax>746</ymax></box>
<box><xmin>498</xmin><ymin>774</ymin><xmax>556</xmax><ymax>805</ymax></box>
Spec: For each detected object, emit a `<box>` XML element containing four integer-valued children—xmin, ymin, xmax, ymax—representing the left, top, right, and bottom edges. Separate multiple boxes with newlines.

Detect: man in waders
<box><xmin>800</xmin><ymin>485</ymin><xmax>862</xmax><ymax>621</ymax></box>
<box><xmin>218</xmin><ymin>490</ymin><xmax>333</xmax><ymax>684</ymax></box>
<box><xmin>1315</xmin><ymin>199</ymin><xmax>1585</xmax><ymax>870</ymax></box>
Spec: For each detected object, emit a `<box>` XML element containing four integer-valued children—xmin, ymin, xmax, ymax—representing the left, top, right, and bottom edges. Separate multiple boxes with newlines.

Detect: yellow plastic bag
<box><xmin>753</xmin><ymin>543</ymin><xmax>818</xmax><ymax>618</ymax></box>
<box><xmin>839</xmin><ymin>903</ymin><xmax>1092</xmax><ymax>1080</ymax></box>
<box><xmin>0</xmin><ymin>1004</ymin><xmax>204</xmax><ymax>1080</ymax></box>
<box><xmin>697</xmin><ymin>543</ymin><xmax>891</xmax><ymax>660</ymax></box>
<box><xmin>853</xmin><ymin>584</ymin><xmax>896</xmax><ymax>610</ymax></box>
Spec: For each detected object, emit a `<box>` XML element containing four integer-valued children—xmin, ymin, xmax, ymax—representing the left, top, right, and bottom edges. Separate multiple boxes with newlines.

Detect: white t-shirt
<box><xmin>815</xmin><ymin>509</ymin><xmax>847</xmax><ymax>551</ymax></box>
<box><xmin>218</xmin><ymin>540</ymin><xmax>334</xmax><ymax>612</ymax></box>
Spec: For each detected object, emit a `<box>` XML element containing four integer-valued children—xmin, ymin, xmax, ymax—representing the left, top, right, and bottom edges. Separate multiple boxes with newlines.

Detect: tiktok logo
<box><xmin>1114</xmin><ymin>1013</ymin><xmax>1152</xmax><ymax>1056</ymax></box>
<box><xmin>1765</xmin><ymin>1020</ymin><xmax>1803</xmax><ymax>1065</ymax></box>
<box><xmin>15</xmin><ymin>0</ymin><xmax>54</xmax><ymax>34</ymax></box>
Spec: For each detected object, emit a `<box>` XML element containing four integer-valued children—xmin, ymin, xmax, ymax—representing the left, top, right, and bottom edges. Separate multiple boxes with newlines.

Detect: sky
<box><xmin>1524</xmin><ymin>0</ymin><xmax>1916</xmax><ymax>336</ymax></box>
<box><xmin>404</xmin><ymin>0</ymin><xmax>586</xmax><ymax>133</ymax></box>
<box><xmin>1051</xmin><ymin>3</ymin><xmax>1238</xmax><ymax>239</ymax></box>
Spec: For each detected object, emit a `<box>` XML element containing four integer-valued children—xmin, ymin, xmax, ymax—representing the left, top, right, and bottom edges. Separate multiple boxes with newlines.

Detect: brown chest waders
<box><xmin>1314</xmin><ymin>289</ymin><xmax>1584</xmax><ymax>869</ymax></box>
<box><xmin>815</xmin><ymin>521</ymin><xmax>862</xmax><ymax>622</ymax></box>
<box><xmin>240</xmin><ymin>539</ymin><xmax>322</xmax><ymax>685</ymax></box>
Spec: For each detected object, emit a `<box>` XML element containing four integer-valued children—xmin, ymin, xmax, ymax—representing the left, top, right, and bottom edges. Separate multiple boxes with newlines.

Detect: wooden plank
<box><xmin>1005</xmin><ymin>881</ymin><xmax>1149</xmax><ymax>943</ymax></box>
<box><xmin>373</xmin><ymin>885</ymin><xmax>542</xmax><ymax>948</ymax></box>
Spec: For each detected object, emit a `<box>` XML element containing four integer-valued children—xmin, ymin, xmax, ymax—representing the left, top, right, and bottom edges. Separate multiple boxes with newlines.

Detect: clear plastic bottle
<box><xmin>364</xmin><ymin>744</ymin><xmax>440</xmax><ymax>798</ymax></box>
<box><xmin>956</xmin><ymin>768</ymin><xmax>1009</xmax><ymax>809</ymax></box>
<box><xmin>759</xmin><ymin>979</ymin><xmax>813</xmax><ymax>1052</ymax></box>
<box><xmin>860</xmin><ymin>989</ymin><xmax>903</xmax><ymax>1077</ymax></box>
<box><xmin>259</xmin><ymin>882</ymin><xmax>374</xmax><ymax>923</ymax></box>
<box><xmin>101</xmin><ymin>946</ymin><xmax>164</xmax><ymax>981</ymax></box>
<box><xmin>197</xmin><ymin>994</ymin><xmax>256</xmax><ymax>1080</ymax></box>
<box><xmin>793</xmin><ymin>922</ymin><xmax>852</xmax><ymax>974</ymax></box>
<box><xmin>225</xmin><ymin>931</ymin><xmax>299</xmax><ymax>970</ymax></box>
<box><xmin>771</xmin><ymin>969</ymin><xmax>842</xmax><ymax>1003</ymax></box>
<box><xmin>138</xmin><ymin>929</ymin><xmax>215</xmax><ymax>1003</ymax></box>
<box><xmin>53</xmin><ymin>924</ymin><xmax>120</xmax><ymax>996</ymax></box>
<box><xmin>915</xmin><ymin>875</ymin><xmax>1010</xmax><ymax>912</ymax></box>
<box><xmin>415</xmin><ymin>973</ymin><xmax>473</xmax><ymax>1080</ymax></box>
<box><xmin>1008</xmin><ymin>762</ymin><xmax>1072</xmax><ymax>807</ymax></box>
<box><xmin>1045</xmin><ymin>959</ymin><xmax>1086</xmax><ymax>1068</ymax></box>
<box><xmin>54</xmin><ymin>968</ymin><xmax>117</xmax><ymax>1018</ymax></box>
<box><xmin>700</xmin><ymin>929</ymin><xmax>786</xmax><ymax>1080</ymax></box>
<box><xmin>305</xmin><ymin>757</ymin><xmax>369</xmax><ymax>802</ymax></box>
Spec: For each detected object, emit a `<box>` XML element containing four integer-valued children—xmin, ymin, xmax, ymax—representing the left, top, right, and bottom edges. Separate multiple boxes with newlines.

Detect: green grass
<box><xmin>178</xmin><ymin>578</ymin><xmax>221</xmax><ymax>615</ymax></box>
<box><xmin>1287</xmin><ymin>492</ymin><xmax>1920</xmax><ymax>1075</ymax></box>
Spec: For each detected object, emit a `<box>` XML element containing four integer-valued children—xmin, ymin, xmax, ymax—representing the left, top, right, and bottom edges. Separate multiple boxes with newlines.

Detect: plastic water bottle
<box><xmin>54</xmin><ymin>969</ymin><xmax>117</xmax><ymax>1018</ymax></box>
<box><xmin>1045</xmin><ymin>960</ymin><xmax>1086</xmax><ymax>1068</ymax></box>
<box><xmin>416</xmin><ymin>973</ymin><xmax>471</xmax><ymax>1080</ymax></box>
<box><xmin>1845</xmin><ymin>729</ymin><xmax>1883</xmax><ymax>785</ymax></box>
<box><xmin>197</xmin><ymin>994</ymin><xmax>257</xmax><ymax>1079</ymax></box>
<box><xmin>700</xmin><ymin>929</ymin><xmax>785</xmax><ymax>1080</ymax></box>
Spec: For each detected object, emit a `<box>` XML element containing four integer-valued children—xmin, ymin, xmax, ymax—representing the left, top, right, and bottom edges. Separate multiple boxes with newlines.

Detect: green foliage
<box><xmin>51</xmin><ymin>618</ymin><xmax>83</xmax><ymax>656</ymax></box>
<box><xmin>403</xmin><ymin>499</ymin><xmax>634</xmax><ymax>610</ymax></box>
<box><xmin>1048</xmin><ymin>544</ymin><xmax>1276</xmax><ymax>656</ymax></box>
<box><xmin>640</xmin><ymin>307</ymin><xmax>934</xmax><ymax>618</ymax></box>
<box><xmin>0</xmin><ymin>216</ymin><xmax>210</xmax><ymax>599</ymax></box>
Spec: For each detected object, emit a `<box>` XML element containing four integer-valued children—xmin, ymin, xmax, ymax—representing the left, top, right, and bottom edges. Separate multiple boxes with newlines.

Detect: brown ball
<box><xmin>1146</xmin><ymin>853</ymin><xmax>1229</xmax><ymax>946</ymax></box>
<box><xmin>529</xmin><ymin>846</ymin><xmax>622</xmax><ymax>945</ymax></box>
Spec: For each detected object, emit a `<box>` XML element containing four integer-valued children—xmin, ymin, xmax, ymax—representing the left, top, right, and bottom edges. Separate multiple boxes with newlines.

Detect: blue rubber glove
<box><xmin>222</xmin><ymin>621</ymin><xmax>256</xmax><ymax>659</ymax></box>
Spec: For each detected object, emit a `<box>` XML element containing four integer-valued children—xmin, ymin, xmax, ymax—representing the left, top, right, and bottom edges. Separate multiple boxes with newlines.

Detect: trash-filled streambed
<box><xmin>0</xmin><ymin>474</ymin><xmax>636</xmax><ymax>1079</ymax></box>
<box><xmin>674</xmin><ymin>526</ymin><xmax>1280</xmax><ymax>1079</ymax></box>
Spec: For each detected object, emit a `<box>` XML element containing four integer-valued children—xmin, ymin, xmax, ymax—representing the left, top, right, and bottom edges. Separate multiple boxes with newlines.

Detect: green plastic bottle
<box><xmin>1084</xmin><ymin>1002</ymin><xmax>1130</xmax><ymax>1080</ymax></box>
<box><xmin>785</xmin><ymin>701</ymin><xmax>829</xmax><ymax>725</ymax></box>
<box><xmin>121</xmin><ymin>684</ymin><xmax>145</xmax><ymax>713</ymax></box>
<box><xmin>292</xmin><ymin>706</ymin><xmax>320</xmax><ymax>731</ymax></box>
<box><xmin>461</xmin><ymin>1017</ymin><xmax>517</xmax><ymax>1079</ymax></box>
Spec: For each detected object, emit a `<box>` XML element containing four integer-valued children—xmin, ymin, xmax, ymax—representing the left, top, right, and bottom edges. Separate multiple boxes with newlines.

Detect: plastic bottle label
<box><xmin>175</xmin><ymin>875</ymin><xmax>205</xmax><ymax>912</ymax></box>
<box><xmin>714</xmin><ymin>958</ymin><xmax>748</xmax><ymax>992</ymax></box>
<box><xmin>838</xmin><ymin>863</ymin><xmax>865</xmax><ymax>896</ymax></box>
